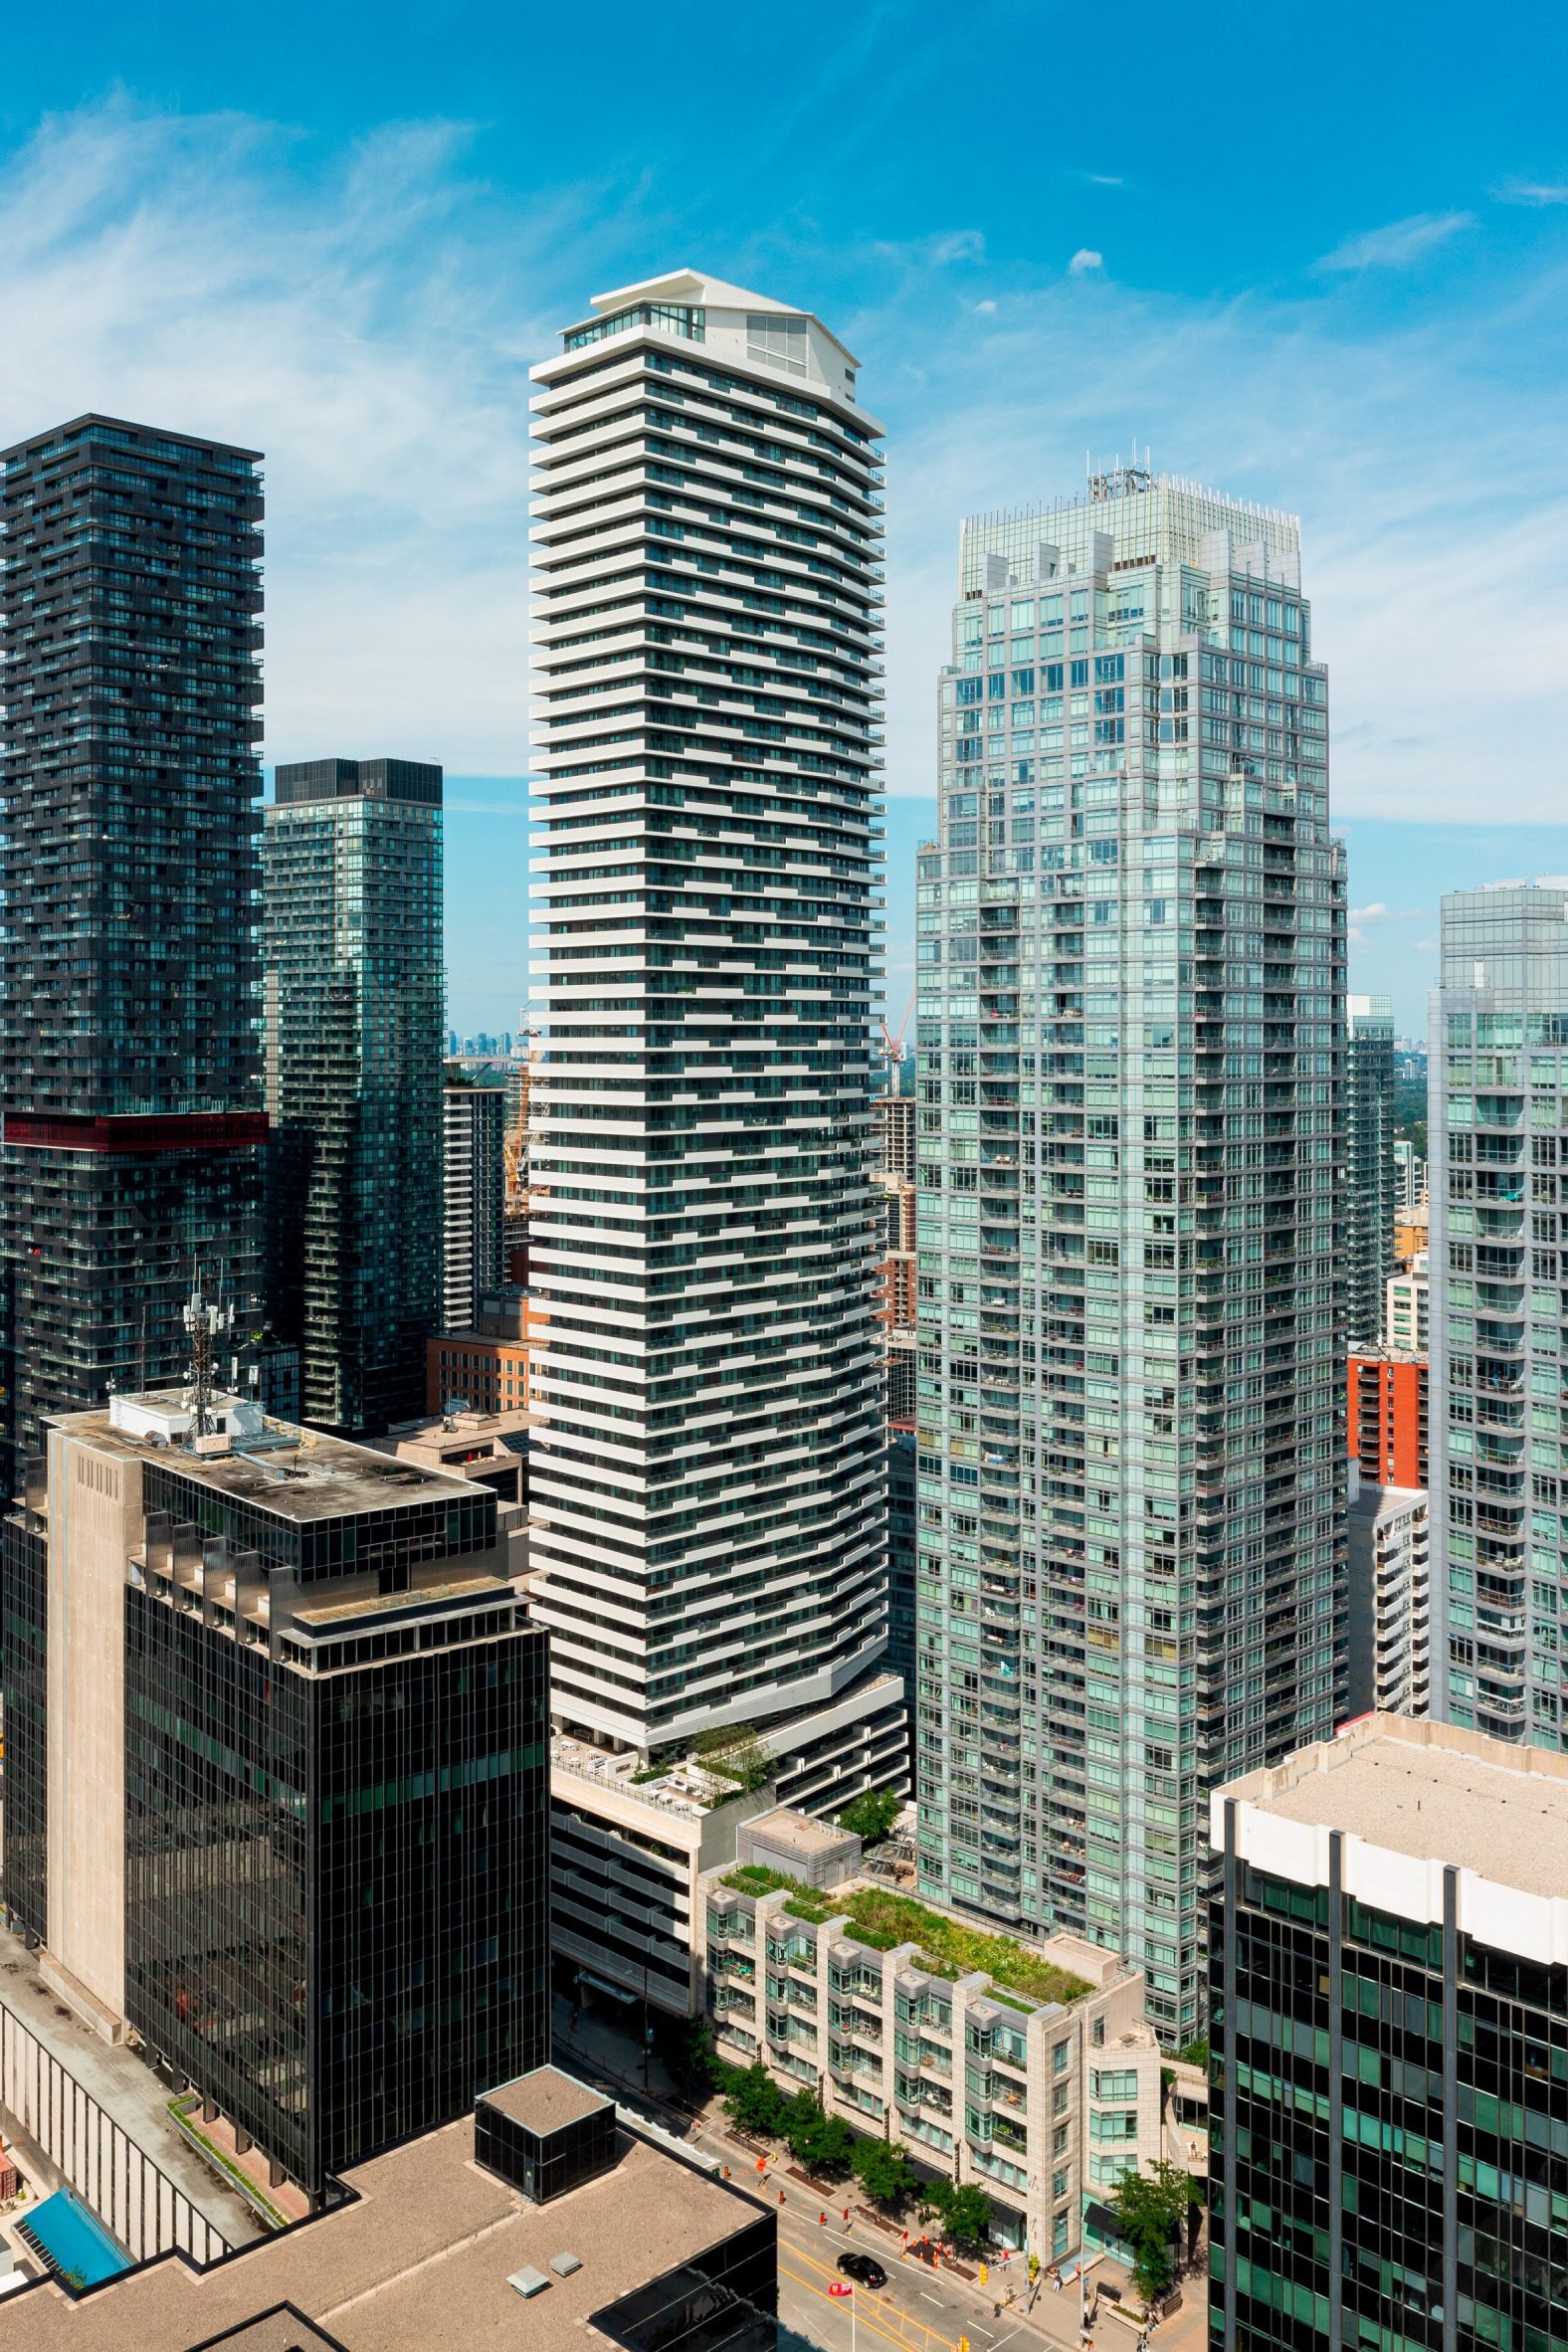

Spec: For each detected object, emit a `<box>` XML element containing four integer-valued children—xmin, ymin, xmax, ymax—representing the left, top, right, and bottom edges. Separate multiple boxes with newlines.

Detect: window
<box><xmin>746</xmin><ymin>314</ymin><xmax>809</xmax><ymax>377</ymax></box>
<box><xmin>1091</xmin><ymin>2068</ymin><xmax>1139</xmax><ymax>2100</ymax></box>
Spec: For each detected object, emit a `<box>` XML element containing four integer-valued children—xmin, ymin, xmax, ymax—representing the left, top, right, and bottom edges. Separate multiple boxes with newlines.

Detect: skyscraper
<box><xmin>0</xmin><ymin>414</ymin><xmax>267</xmax><ymax>1482</ymax></box>
<box><xmin>916</xmin><ymin>471</ymin><xmax>1345</xmax><ymax>2040</ymax></box>
<box><xmin>1429</xmin><ymin>880</ymin><xmax>1568</xmax><ymax>1746</ymax></box>
<box><xmin>1210</xmin><ymin>1714</ymin><xmax>1568</xmax><ymax>2352</ymax></box>
<box><xmin>263</xmin><ymin>757</ymin><xmax>444</xmax><ymax>1434</ymax></box>
<box><xmin>1345</xmin><ymin>992</ymin><xmax>1395</xmax><ymax>1344</ymax></box>
<box><xmin>5</xmin><ymin>1380</ymin><xmax>547</xmax><ymax>2202</ymax></box>
<box><xmin>443</xmin><ymin>1080</ymin><xmax>506</xmax><ymax>1329</ymax></box>
<box><xmin>526</xmin><ymin>270</ymin><xmax>901</xmax><ymax>1797</ymax></box>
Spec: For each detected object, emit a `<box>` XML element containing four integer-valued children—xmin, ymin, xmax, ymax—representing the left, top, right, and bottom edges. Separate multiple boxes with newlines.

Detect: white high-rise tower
<box><xmin>526</xmin><ymin>271</ymin><xmax>904</xmax><ymax>1805</ymax></box>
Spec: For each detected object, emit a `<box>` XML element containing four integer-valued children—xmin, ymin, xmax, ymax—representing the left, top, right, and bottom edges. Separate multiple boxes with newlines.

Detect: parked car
<box><xmin>837</xmin><ymin>2254</ymin><xmax>887</xmax><ymax>2289</ymax></box>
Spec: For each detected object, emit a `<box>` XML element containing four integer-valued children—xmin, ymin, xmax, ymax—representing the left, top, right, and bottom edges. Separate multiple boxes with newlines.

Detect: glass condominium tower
<box><xmin>263</xmin><ymin>758</ymin><xmax>445</xmax><ymax>1434</ymax></box>
<box><xmin>1345</xmin><ymin>992</ymin><xmax>1396</xmax><ymax>1346</ymax></box>
<box><xmin>915</xmin><ymin>472</ymin><xmax>1346</xmax><ymax>2039</ymax></box>
<box><xmin>1429</xmin><ymin>881</ymin><xmax>1568</xmax><ymax>1746</ymax></box>
<box><xmin>0</xmin><ymin>414</ymin><xmax>266</xmax><ymax>1484</ymax></box>
<box><xmin>526</xmin><ymin>271</ymin><xmax>901</xmax><ymax>1794</ymax></box>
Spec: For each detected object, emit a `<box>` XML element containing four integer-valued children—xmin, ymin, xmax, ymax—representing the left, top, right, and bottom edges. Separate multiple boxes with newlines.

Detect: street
<box><xmin>553</xmin><ymin>1996</ymin><xmax>1209</xmax><ymax>2352</ymax></box>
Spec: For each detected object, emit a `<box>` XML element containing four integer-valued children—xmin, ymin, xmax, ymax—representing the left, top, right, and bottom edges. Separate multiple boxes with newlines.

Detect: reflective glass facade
<box><xmin>264</xmin><ymin>758</ymin><xmax>444</xmax><ymax>1435</ymax></box>
<box><xmin>16</xmin><ymin>1430</ymin><xmax>553</xmax><ymax>2204</ymax></box>
<box><xmin>1211</xmin><ymin>1823</ymin><xmax>1568</xmax><ymax>2350</ymax></box>
<box><xmin>0</xmin><ymin>1508</ymin><xmax>48</xmax><ymax>1940</ymax></box>
<box><xmin>0</xmin><ymin>415</ymin><xmax>266</xmax><ymax>1484</ymax></box>
<box><xmin>1430</xmin><ymin>883</ymin><xmax>1568</xmax><ymax>1745</ymax></box>
<box><xmin>1345</xmin><ymin>994</ymin><xmax>1396</xmax><ymax>1348</ymax></box>
<box><xmin>917</xmin><ymin>476</ymin><xmax>1345</xmax><ymax>2041</ymax></box>
<box><xmin>124</xmin><ymin>1594</ymin><xmax>549</xmax><ymax>2193</ymax></box>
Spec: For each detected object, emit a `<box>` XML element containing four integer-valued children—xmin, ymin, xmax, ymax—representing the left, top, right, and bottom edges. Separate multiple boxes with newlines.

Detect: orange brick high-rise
<box><xmin>1348</xmin><ymin>1345</ymin><xmax>1428</xmax><ymax>1490</ymax></box>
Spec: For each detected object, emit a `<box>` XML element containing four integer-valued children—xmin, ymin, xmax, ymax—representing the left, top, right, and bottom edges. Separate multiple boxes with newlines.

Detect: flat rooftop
<box><xmin>0</xmin><ymin>1921</ymin><xmax>261</xmax><ymax>2254</ymax></box>
<box><xmin>746</xmin><ymin>1807</ymin><xmax>854</xmax><ymax>1856</ymax></box>
<box><xmin>0</xmin><ymin>2107</ymin><xmax>751</xmax><ymax>2352</ymax></box>
<box><xmin>49</xmin><ymin>1404</ymin><xmax>490</xmax><ymax>1522</ymax></box>
<box><xmin>1222</xmin><ymin>1715</ymin><xmax>1568</xmax><ymax>1900</ymax></box>
<box><xmin>482</xmin><ymin>2064</ymin><xmax>610</xmax><ymax>2134</ymax></box>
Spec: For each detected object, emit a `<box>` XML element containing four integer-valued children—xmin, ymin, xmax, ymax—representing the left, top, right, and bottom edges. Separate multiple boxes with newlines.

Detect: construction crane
<box><xmin>878</xmin><ymin>985</ymin><xmax>916</xmax><ymax>1091</ymax></box>
<box><xmin>503</xmin><ymin>1016</ymin><xmax>542</xmax><ymax>1214</ymax></box>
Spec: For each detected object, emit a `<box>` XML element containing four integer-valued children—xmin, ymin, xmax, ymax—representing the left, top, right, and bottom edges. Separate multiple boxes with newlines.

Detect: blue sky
<box><xmin>7</xmin><ymin>0</ymin><xmax>1568</xmax><ymax>1034</ymax></box>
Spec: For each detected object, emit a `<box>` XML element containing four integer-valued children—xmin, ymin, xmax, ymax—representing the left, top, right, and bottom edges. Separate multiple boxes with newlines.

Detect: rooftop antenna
<box><xmin>183</xmin><ymin>1267</ymin><xmax>235</xmax><ymax>1443</ymax></box>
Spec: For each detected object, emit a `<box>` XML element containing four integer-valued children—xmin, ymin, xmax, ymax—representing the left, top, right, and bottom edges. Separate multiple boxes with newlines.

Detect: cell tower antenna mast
<box><xmin>183</xmin><ymin>1269</ymin><xmax>235</xmax><ymax>1442</ymax></box>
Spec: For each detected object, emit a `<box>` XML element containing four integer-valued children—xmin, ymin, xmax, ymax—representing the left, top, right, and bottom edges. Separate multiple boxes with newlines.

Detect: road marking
<box><xmin>777</xmin><ymin>2259</ymin><xmax>956</xmax><ymax>2352</ymax></box>
<box><xmin>919</xmin><ymin>2292</ymin><xmax>945</xmax><ymax>2306</ymax></box>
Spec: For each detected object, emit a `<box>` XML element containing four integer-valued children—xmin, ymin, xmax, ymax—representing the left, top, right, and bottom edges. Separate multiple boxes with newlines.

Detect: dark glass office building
<box><xmin>1210</xmin><ymin>1718</ymin><xmax>1568</xmax><ymax>2352</ymax></box>
<box><xmin>0</xmin><ymin>414</ymin><xmax>266</xmax><ymax>1485</ymax></box>
<box><xmin>8</xmin><ymin>1398</ymin><xmax>548</xmax><ymax>2203</ymax></box>
<box><xmin>264</xmin><ymin>758</ymin><xmax>444</xmax><ymax>1434</ymax></box>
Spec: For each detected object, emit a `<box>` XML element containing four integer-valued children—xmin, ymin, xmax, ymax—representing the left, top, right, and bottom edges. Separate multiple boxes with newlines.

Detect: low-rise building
<box><xmin>0</xmin><ymin>2066</ymin><xmax>777</xmax><ymax>2352</ymax></box>
<box><xmin>426</xmin><ymin>1285</ymin><xmax>531</xmax><ymax>1416</ymax></box>
<box><xmin>373</xmin><ymin>1403</ymin><xmax>532</xmax><ymax>1505</ymax></box>
<box><xmin>1346</xmin><ymin>1475</ymin><xmax>1430</xmax><ymax>1719</ymax></box>
<box><xmin>699</xmin><ymin>1809</ymin><xmax>1172</xmax><ymax>2263</ymax></box>
<box><xmin>1210</xmin><ymin>1714</ymin><xmax>1568</xmax><ymax>2352</ymax></box>
<box><xmin>550</xmin><ymin>1736</ymin><xmax>779</xmax><ymax>2020</ymax></box>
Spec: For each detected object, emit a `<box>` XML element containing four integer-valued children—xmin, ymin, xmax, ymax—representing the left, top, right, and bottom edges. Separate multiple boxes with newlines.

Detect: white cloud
<box><xmin>1315</xmin><ymin>210</ymin><xmax>1473</xmax><ymax>271</ymax></box>
<box><xmin>870</xmin><ymin>233</ymin><xmax>1568</xmax><ymax>824</ymax></box>
<box><xmin>974</xmin><ymin>298</ymin><xmax>997</xmax><ymax>314</ymax></box>
<box><xmin>0</xmin><ymin>98</ymin><xmax>625</xmax><ymax>773</ymax></box>
<box><xmin>1087</xmin><ymin>174</ymin><xmax>1123</xmax><ymax>188</ymax></box>
<box><xmin>10</xmin><ymin>98</ymin><xmax>1568</xmax><ymax>840</ymax></box>
<box><xmin>1494</xmin><ymin>179</ymin><xmax>1568</xmax><ymax>207</ymax></box>
<box><xmin>928</xmin><ymin>229</ymin><xmax>985</xmax><ymax>265</ymax></box>
<box><xmin>1069</xmin><ymin>248</ymin><xmax>1103</xmax><ymax>275</ymax></box>
<box><xmin>1350</xmin><ymin>902</ymin><xmax>1390</xmax><ymax>921</ymax></box>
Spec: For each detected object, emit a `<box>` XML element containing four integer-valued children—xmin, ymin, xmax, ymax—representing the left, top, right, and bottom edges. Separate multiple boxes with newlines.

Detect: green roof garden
<box><xmin>716</xmin><ymin>1872</ymin><xmax>1092</xmax><ymax>2009</ymax></box>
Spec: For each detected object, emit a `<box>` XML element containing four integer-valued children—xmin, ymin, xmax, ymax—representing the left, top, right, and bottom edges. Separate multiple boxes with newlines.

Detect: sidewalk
<box><xmin>549</xmin><ymin>1994</ymin><xmax>1210</xmax><ymax>2352</ymax></box>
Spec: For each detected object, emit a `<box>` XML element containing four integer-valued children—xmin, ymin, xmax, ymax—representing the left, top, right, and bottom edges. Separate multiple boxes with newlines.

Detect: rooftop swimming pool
<box><xmin>17</xmin><ymin>2187</ymin><xmax>131</xmax><ymax>2289</ymax></box>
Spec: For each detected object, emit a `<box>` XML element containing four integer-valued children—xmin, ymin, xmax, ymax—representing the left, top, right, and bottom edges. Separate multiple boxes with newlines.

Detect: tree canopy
<box><xmin>839</xmin><ymin>1788</ymin><xmax>901</xmax><ymax>1845</ymax></box>
<box><xmin>850</xmin><ymin>2138</ymin><xmax>918</xmax><ymax>2206</ymax></box>
<box><xmin>924</xmin><ymin>2180</ymin><xmax>992</xmax><ymax>2251</ymax></box>
<box><xmin>1108</xmin><ymin>2161</ymin><xmax>1200</xmax><ymax>2303</ymax></box>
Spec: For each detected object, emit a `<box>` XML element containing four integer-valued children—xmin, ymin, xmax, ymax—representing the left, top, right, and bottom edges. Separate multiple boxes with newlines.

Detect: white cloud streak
<box><xmin>873</xmin><ymin>247</ymin><xmax>1568</xmax><ymax>823</ymax></box>
<box><xmin>7</xmin><ymin>100</ymin><xmax>1568</xmax><ymax>836</ymax></box>
<box><xmin>0</xmin><ymin>99</ymin><xmax>630</xmax><ymax>772</ymax></box>
<box><xmin>1494</xmin><ymin>179</ymin><xmax>1568</xmax><ymax>207</ymax></box>
<box><xmin>1069</xmin><ymin>248</ymin><xmax>1103</xmax><ymax>275</ymax></box>
<box><xmin>1315</xmin><ymin>209</ymin><xmax>1473</xmax><ymax>271</ymax></box>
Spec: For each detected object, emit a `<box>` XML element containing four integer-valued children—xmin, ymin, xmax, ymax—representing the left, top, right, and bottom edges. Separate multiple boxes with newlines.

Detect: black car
<box><xmin>837</xmin><ymin>2254</ymin><xmax>887</xmax><ymax>2289</ymax></box>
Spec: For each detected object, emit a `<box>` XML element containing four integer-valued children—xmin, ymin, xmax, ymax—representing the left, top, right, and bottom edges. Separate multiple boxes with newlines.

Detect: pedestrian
<box><xmin>778</xmin><ymin>2189</ymin><xmax>786</xmax><ymax>2206</ymax></box>
<box><xmin>819</xmin><ymin>2212</ymin><xmax>827</xmax><ymax>2228</ymax></box>
<box><xmin>843</xmin><ymin>2207</ymin><xmax>851</xmax><ymax>2230</ymax></box>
